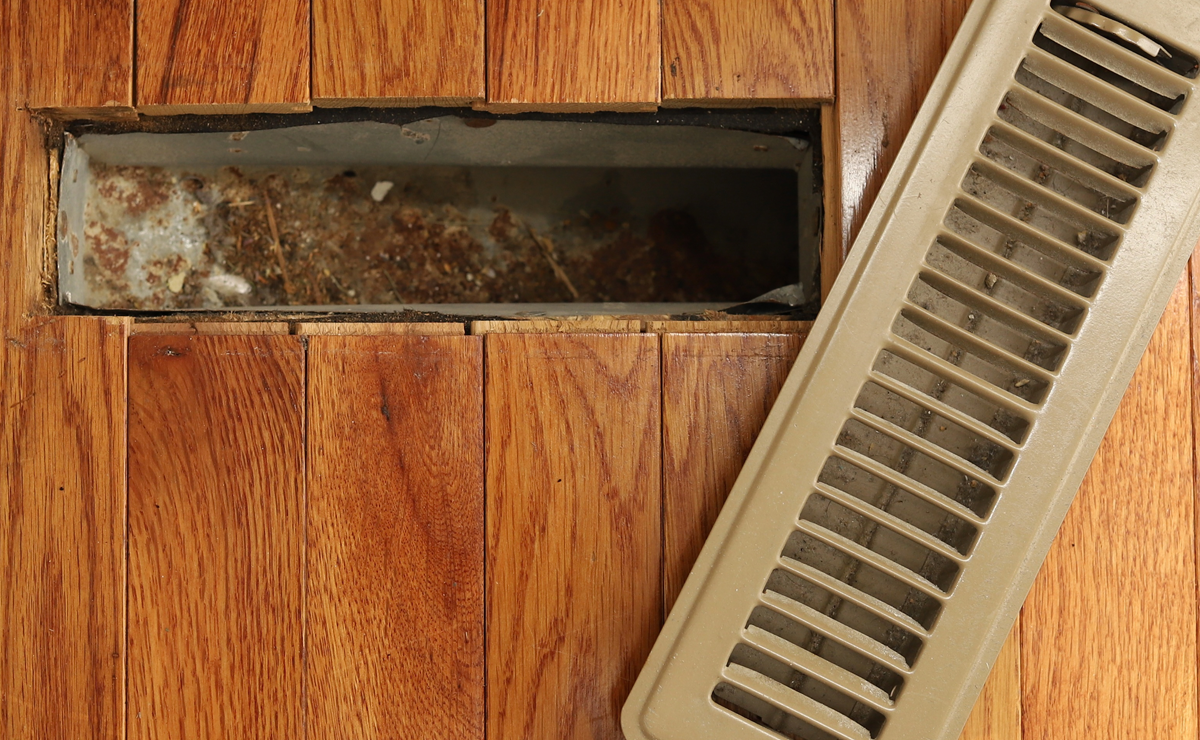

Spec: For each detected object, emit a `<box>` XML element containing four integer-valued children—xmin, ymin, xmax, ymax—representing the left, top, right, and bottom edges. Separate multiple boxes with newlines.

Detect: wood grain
<box><xmin>833</xmin><ymin>0</ymin><xmax>972</xmax><ymax>261</ymax></box>
<box><xmin>1021</xmin><ymin>276</ymin><xmax>1196</xmax><ymax>738</ymax></box>
<box><xmin>0</xmin><ymin>317</ymin><xmax>128</xmax><ymax>740</ymax></box>
<box><xmin>24</xmin><ymin>0</ymin><xmax>133</xmax><ymax>113</ymax></box>
<box><xmin>485</xmin><ymin>0</ymin><xmax>660</xmax><ymax>112</ymax></box>
<box><xmin>661</xmin><ymin>0</ymin><xmax>834</xmax><ymax>106</ymax></box>
<box><xmin>306</xmin><ymin>335</ymin><xmax>484</xmax><ymax>739</ymax></box>
<box><xmin>313</xmin><ymin>0</ymin><xmax>484</xmax><ymax>106</ymax></box>
<box><xmin>136</xmin><ymin>0</ymin><xmax>310</xmax><ymax>113</ymax></box>
<box><xmin>127</xmin><ymin>334</ymin><xmax>304</xmax><ymax>739</ymax></box>
<box><xmin>0</xmin><ymin>97</ymin><xmax>48</xmax><ymax>332</ymax></box>
<box><xmin>959</xmin><ymin>623</ymin><xmax>1021</xmax><ymax>740</ymax></box>
<box><xmin>486</xmin><ymin>333</ymin><xmax>661</xmax><ymax>740</ymax></box>
<box><xmin>662</xmin><ymin>332</ymin><xmax>802</xmax><ymax>611</ymax></box>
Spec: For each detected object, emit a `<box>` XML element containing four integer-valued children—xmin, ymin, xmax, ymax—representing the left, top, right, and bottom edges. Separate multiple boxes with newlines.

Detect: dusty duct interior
<box><xmin>56</xmin><ymin>112</ymin><xmax>821</xmax><ymax>316</ymax></box>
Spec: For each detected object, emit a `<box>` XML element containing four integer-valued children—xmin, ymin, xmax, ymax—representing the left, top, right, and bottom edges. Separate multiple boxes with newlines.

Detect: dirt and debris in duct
<box><xmin>77</xmin><ymin>161</ymin><xmax>800</xmax><ymax>310</ymax></box>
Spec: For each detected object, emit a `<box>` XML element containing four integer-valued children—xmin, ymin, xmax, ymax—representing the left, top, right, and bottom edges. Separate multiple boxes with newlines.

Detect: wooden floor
<box><xmin>2</xmin><ymin>1</ymin><xmax>1198</xmax><ymax>739</ymax></box>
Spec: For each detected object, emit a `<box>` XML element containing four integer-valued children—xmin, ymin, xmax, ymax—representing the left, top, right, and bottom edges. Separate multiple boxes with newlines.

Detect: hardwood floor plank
<box><xmin>958</xmin><ymin>622</ymin><xmax>1021</xmax><ymax>740</ymax></box>
<box><xmin>25</xmin><ymin>0</ymin><xmax>133</xmax><ymax>113</ymax></box>
<box><xmin>0</xmin><ymin>317</ymin><xmax>128</xmax><ymax>740</ymax></box>
<box><xmin>661</xmin><ymin>0</ymin><xmax>833</xmax><ymax>107</ymax></box>
<box><xmin>485</xmin><ymin>0</ymin><xmax>660</xmax><ymax>112</ymax></box>
<box><xmin>0</xmin><ymin>96</ymin><xmax>49</xmax><ymax>332</ymax></box>
<box><xmin>486</xmin><ymin>333</ymin><xmax>661</xmax><ymax>740</ymax></box>
<box><xmin>313</xmin><ymin>0</ymin><xmax>484</xmax><ymax>106</ymax></box>
<box><xmin>306</xmin><ymin>335</ymin><xmax>484</xmax><ymax>740</ymax></box>
<box><xmin>136</xmin><ymin>0</ymin><xmax>310</xmax><ymax>113</ymax></box>
<box><xmin>833</xmin><ymin>0</ymin><xmax>972</xmax><ymax>262</ymax></box>
<box><xmin>662</xmin><ymin>333</ymin><xmax>802</xmax><ymax>611</ymax></box>
<box><xmin>1021</xmin><ymin>276</ymin><xmax>1196</xmax><ymax>738</ymax></box>
<box><xmin>127</xmin><ymin>334</ymin><xmax>304</xmax><ymax>739</ymax></box>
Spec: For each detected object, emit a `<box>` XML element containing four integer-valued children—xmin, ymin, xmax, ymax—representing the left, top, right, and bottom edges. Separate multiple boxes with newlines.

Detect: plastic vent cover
<box><xmin>624</xmin><ymin>2</ymin><xmax>1200</xmax><ymax>740</ymax></box>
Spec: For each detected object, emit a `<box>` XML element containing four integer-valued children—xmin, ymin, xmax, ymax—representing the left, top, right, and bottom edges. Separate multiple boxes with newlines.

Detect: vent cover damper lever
<box><xmin>623</xmin><ymin>1</ymin><xmax>1200</xmax><ymax>739</ymax></box>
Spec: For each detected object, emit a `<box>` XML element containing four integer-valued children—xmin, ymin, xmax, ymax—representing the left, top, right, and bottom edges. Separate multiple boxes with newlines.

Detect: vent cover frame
<box><xmin>624</xmin><ymin>1</ymin><xmax>1200</xmax><ymax>739</ymax></box>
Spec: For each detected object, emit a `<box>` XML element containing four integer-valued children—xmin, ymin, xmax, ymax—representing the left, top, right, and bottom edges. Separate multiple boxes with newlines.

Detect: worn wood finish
<box><xmin>24</xmin><ymin>0</ymin><xmax>133</xmax><ymax>112</ymax></box>
<box><xmin>136</xmin><ymin>0</ymin><xmax>310</xmax><ymax>113</ymax></box>
<box><xmin>306</xmin><ymin>335</ymin><xmax>485</xmax><ymax>739</ymax></box>
<box><xmin>833</xmin><ymin>0</ymin><xmax>972</xmax><ymax>259</ymax></box>
<box><xmin>0</xmin><ymin>317</ymin><xmax>128</xmax><ymax>740</ymax></box>
<box><xmin>661</xmin><ymin>0</ymin><xmax>834</xmax><ymax>106</ymax></box>
<box><xmin>313</xmin><ymin>0</ymin><xmax>484</xmax><ymax>106</ymax></box>
<box><xmin>662</xmin><ymin>333</ymin><xmax>802</xmax><ymax>611</ymax></box>
<box><xmin>486</xmin><ymin>333</ymin><xmax>661</xmax><ymax>740</ymax></box>
<box><xmin>1022</xmin><ymin>277</ymin><xmax>1196</xmax><ymax>738</ymax></box>
<box><xmin>959</xmin><ymin>624</ymin><xmax>1021</xmax><ymax>740</ymax></box>
<box><xmin>486</xmin><ymin>0</ymin><xmax>660</xmax><ymax>112</ymax></box>
<box><xmin>127</xmin><ymin>334</ymin><xmax>304</xmax><ymax>739</ymax></box>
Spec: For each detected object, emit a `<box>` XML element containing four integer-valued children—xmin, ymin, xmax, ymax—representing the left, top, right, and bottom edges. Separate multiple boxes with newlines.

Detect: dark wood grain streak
<box><xmin>662</xmin><ymin>333</ymin><xmax>802</xmax><ymax>611</ymax></box>
<box><xmin>313</xmin><ymin>0</ymin><xmax>484</xmax><ymax>105</ymax></box>
<box><xmin>485</xmin><ymin>0</ymin><xmax>660</xmax><ymax>112</ymax></box>
<box><xmin>127</xmin><ymin>334</ymin><xmax>304</xmax><ymax>739</ymax></box>
<box><xmin>24</xmin><ymin>0</ymin><xmax>133</xmax><ymax>112</ymax></box>
<box><xmin>833</xmin><ymin>0</ymin><xmax>972</xmax><ymax>261</ymax></box>
<box><xmin>0</xmin><ymin>317</ymin><xmax>128</xmax><ymax>740</ymax></box>
<box><xmin>661</xmin><ymin>0</ymin><xmax>834</xmax><ymax>106</ymax></box>
<box><xmin>485</xmin><ymin>333</ymin><xmax>661</xmax><ymax>740</ymax></box>
<box><xmin>136</xmin><ymin>0</ymin><xmax>309</xmax><ymax>113</ymax></box>
<box><xmin>306</xmin><ymin>335</ymin><xmax>485</xmax><ymax>740</ymax></box>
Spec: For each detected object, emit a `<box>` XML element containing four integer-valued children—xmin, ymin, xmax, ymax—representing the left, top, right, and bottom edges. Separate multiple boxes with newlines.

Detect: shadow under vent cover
<box><xmin>624</xmin><ymin>1</ymin><xmax>1200</xmax><ymax>740</ymax></box>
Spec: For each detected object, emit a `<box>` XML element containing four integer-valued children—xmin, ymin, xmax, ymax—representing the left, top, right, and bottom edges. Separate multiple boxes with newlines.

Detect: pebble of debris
<box><xmin>371</xmin><ymin>181</ymin><xmax>395</xmax><ymax>202</ymax></box>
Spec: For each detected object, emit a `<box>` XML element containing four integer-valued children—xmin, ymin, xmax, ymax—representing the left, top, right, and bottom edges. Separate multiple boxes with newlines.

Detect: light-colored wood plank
<box><xmin>135</xmin><ymin>0</ymin><xmax>310</xmax><ymax>114</ymax></box>
<box><xmin>661</xmin><ymin>0</ymin><xmax>834</xmax><ymax>107</ymax></box>
<box><xmin>662</xmin><ymin>333</ymin><xmax>802</xmax><ymax>611</ymax></box>
<box><xmin>485</xmin><ymin>0</ymin><xmax>660</xmax><ymax>112</ymax></box>
<box><xmin>1021</xmin><ymin>276</ymin><xmax>1196</xmax><ymax>738</ymax></box>
<box><xmin>131</xmin><ymin>321</ymin><xmax>291</xmax><ymax>335</ymax></box>
<box><xmin>127</xmin><ymin>334</ymin><xmax>304</xmax><ymax>739</ymax></box>
<box><xmin>0</xmin><ymin>317</ymin><xmax>128</xmax><ymax>740</ymax></box>
<box><xmin>958</xmin><ymin>622</ymin><xmax>1021</xmax><ymax>740</ymax></box>
<box><xmin>486</xmin><ymin>333</ymin><xmax>661</xmax><ymax>740</ymax></box>
<box><xmin>25</xmin><ymin>0</ymin><xmax>133</xmax><ymax>113</ymax></box>
<box><xmin>313</xmin><ymin>0</ymin><xmax>484</xmax><ymax>106</ymax></box>
<box><xmin>471</xmin><ymin>318</ymin><xmax>644</xmax><ymax>334</ymax></box>
<box><xmin>296</xmin><ymin>321</ymin><xmax>465</xmax><ymax>336</ymax></box>
<box><xmin>307</xmin><ymin>335</ymin><xmax>484</xmax><ymax>739</ymax></box>
<box><xmin>647</xmin><ymin>320</ymin><xmax>812</xmax><ymax>335</ymax></box>
<box><xmin>834</xmin><ymin>0</ymin><xmax>972</xmax><ymax>260</ymax></box>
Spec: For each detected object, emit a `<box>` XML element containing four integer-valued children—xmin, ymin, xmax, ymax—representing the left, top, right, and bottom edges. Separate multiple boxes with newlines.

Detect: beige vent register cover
<box><xmin>624</xmin><ymin>2</ymin><xmax>1200</xmax><ymax>739</ymax></box>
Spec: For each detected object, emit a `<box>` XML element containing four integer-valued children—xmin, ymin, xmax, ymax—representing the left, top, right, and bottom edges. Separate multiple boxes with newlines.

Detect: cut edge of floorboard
<box><xmin>295</xmin><ymin>322</ymin><xmax>465</xmax><ymax>335</ymax></box>
<box><xmin>471</xmin><ymin>319</ymin><xmax>646</xmax><ymax>334</ymax></box>
<box><xmin>474</xmin><ymin>101</ymin><xmax>660</xmax><ymax>114</ymax></box>
<box><xmin>136</xmin><ymin>102</ymin><xmax>313</xmax><ymax>116</ymax></box>
<box><xmin>313</xmin><ymin>96</ymin><xmax>481</xmax><ymax>109</ymax></box>
<box><xmin>647</xmin><ymin>321</ymin><xmax>813</xmax><ymax>334</ymax></box>
<box><xmin>659</xmin><ymin>97</ymin><xmax>830</xmax><ymax>109</ymax></box>
<box><xmin>131</xmin><ymin>321</ymin><xmax>291</xmax><ymax>335</ymax></box>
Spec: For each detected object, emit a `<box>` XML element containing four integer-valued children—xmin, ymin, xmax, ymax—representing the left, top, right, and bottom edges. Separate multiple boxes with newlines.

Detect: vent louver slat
<box><xmin>626</xmin><ymin>2</ymin><xmax>1200</xmax><ymax>739</ymax></box>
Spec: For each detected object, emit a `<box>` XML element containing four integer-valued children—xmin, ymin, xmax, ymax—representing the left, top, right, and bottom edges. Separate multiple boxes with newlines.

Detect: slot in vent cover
<box><xmin>624</xmin><ymin>2</ymin><xmax>1200</xmax><ymax>739</ymax></box>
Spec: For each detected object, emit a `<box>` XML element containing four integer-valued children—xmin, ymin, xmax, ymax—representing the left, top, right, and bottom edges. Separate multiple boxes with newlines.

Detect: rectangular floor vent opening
<box><xmin>53</xmin><ymin>109</ymin><xmax>822</xmax><ymax>316</ymax></box>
